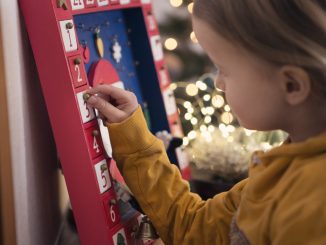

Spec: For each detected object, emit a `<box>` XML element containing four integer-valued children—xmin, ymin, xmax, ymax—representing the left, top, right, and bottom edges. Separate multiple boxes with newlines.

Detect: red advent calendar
<box><xmin>18</xmin><ymin>0</ymin><xmax>191</xmax><ymax>244</ymax></box>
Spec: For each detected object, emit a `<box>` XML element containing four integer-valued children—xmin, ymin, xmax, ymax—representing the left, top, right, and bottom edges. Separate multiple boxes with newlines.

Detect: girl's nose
<box><xmin>215</xmin><ymin>75</ymin><xmax>226</xmax><ymax>91</ymax></box>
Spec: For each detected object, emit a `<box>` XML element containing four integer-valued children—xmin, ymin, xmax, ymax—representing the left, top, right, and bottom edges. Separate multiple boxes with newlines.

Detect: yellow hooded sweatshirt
<box><xmin>108</xmin><ymin>107</ymin><xmax>326</xmax><ymax>245</ymax></box>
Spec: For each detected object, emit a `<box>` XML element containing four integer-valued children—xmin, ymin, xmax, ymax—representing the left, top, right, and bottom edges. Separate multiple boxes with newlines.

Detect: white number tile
<box><xmin>120</xmin><ymin>0</ymin><xmax>130</xmax><ymax>4</ymax></box>
<box><xmin>150</xmin><ymin>35</ymin><xmax>164</xmax><ymax>61</ymax></box>
<box><xmin>70</xmin><ymin>0</ymin><xmax>85</xmax><ymax>10</ymax></box>
<box><xmin>97</xmin><ymin>117</ymin><xmax>112</xmax><ymax>158</ymax></box>
<box><xmin>112</xmin><ymin>228</ymin><xmax>127</xmax><ymax>245</ymax></box>
<box><xmin>141</xmin><ymin>0</ymin><xmax>151</xmax><ymax>3</ymax></box>
<box><xmin>76</xmin><ymin>91</ymin><xmax>95</xmax><ymax>123</ymax></box>
<box><xmin>176</xmin><ymin>147</ymin><xmax>189</xmax><ymax>170</ymax></box>
<box><xmin>162</xmin><ymin>89</ymin><xmax>177</xmax><ymax>116</ymax></box>
<box><xmin>94</xmin><ymin>159</ymin><xmax>112</xmax><ymax>194</ymax></box>
<box><xmin>97</xmin><ymin>0</ymin><xmax>109</xmax><ymax>6</ymax></box>
<box><xmin>159</xmin><ymin>68</ymin><xmax>169</xmax><ymax>87</ymax></box>
<box><xmin>59</xmin><ymin>20</ymin><xmax>78</xmax><ymax>52</ymax></box>
<box><xmin>147</xmin><ymin>14</ymin><xmax>156</xmax><ymax>31</ymax></box>
<box><xmin>86</xmin><ymin>0</ymin><xmax>95</xmax><ymax>4</ymax></box>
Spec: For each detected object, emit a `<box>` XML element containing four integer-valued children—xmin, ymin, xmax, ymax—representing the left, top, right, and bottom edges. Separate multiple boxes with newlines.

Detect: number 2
<box><xmin>74</xmin><ymin>64</ymin><xmax>82</xmax><ymax>82</ymax></box>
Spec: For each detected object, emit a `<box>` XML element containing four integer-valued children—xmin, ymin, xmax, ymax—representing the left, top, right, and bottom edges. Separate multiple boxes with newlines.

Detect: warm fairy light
<box><xmin>183</xmin><ymin>137</ymin><xmax>189</xmax><ymax>146</ymax></box>
<box><xmin>200</xmin><ymin>125</ymin><xmax>207</xmax><ymax>132</ymax></box>
<box><xmin>221</xmin><ymin>112</ymin><xmax>234</xmax><ymax>124</ymax></box>
<box><xmin>206</xmin><ymin>107</ymin><xmax>215</xmax><ymax>115</ymax></box>
<box><xmin>203</xmin><ymin>94</ymin><xmax>211</xmax><ymax>101</ymax></box>
<box><xmin>219</xmin><ymin>123</ymin><xmax>226</xmax><ymax>131</ymax></box>
<box><xmin>186</xmin><ymin>84</ymin><xmax>199</xmax><ymax>96</ymax></box>
<box><xmin>208</xmin><ymin>125</ymin><xmax>215</xmax><ymax>132</ymax></box>
<box><xmin>227</xmin><ymin>125</ymin><xmax>236</xmax><ymax>133</ymax></box>
<box><xmin>190</xmin><ymin>31</ymin><xmax>198</xmax><ymax>43</ymax></box>
<box><xmin>191</xmin><ymin>118</ymin><xmax>198</xmax><ymax>125</ymax></box>
<box><xmin>203</xmin><ymin>131</ymin><xmax>212</xmax><ymax>142</ymax></box>
<box><xmin>196</xmin><ymin>80</ymin><xmax>207</xmax><ymax>91</ymax></box>
<box><xmin>199</xmin><ymin>83</ymin><xmax>207</xmax><ymax>91</ymax></box>
<box><xmin>188</xmin><ymin>130</ymin><xmax>197</xmax><ymax>140</ymax></box>
<box><xmin>183</xmin><ymin>101</ymin><xmax>192</xmax><ymax>108</ymax></box>
<box><xmin>187</xmin><ymin>2</ymin><xmax>194</xmax><ymax>13</ymax></box>
<box><xmin>204</xmin><ymin>116</ymin><xmax>212</xmax><ymax>124</ymax></box>
<box><xmin>212</xmin><ymin>95</ymin><xmax>225</xmax><ymax>108</ymax></box>
<box><xmin>224</xmin><ymin>105</ymin><xmax>231</xmax><ymax>112</ymax></box>
<box><xmin>170</xmin><ymin>0</ymin><xmax>183</xmax><ymax>7</ymax></box>
<box><xmin>201</xmin><ymin>107</ymin><xmax>207</xmax><ymax>115</ymax></box>
<box><xmin>169</xmin><ymin>83</ymin><xmax>177</xmax><ymax>90</ymax></box>
<box><xmin>164</xmin><ymin>38</ymin><xmax>178</xmax><ymax>51</ymax></box>
<box><xmin>227</xmin><ymin>136</ymin><xmax>234</xmax><ymax>142</ymax></box>
<box><xmin>185</xmin><ymin>113</ymin><xmax>192</xmax><ymax>120</ymax></box>
<box><xmin>187</xmin><ymin>107</ymin><xmax>194</xmax><ymax>114</ymax></box>
<box><xmin>219</xmin><ymin>123</ymin><xmax>229</xmax><ymax>138</ymax></box>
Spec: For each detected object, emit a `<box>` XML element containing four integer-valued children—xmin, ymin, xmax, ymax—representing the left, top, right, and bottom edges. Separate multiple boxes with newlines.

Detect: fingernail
<box><xmin>87</xmin><ymin>95</ymin><xmax>97</xmax><ymax>104</ymax></box>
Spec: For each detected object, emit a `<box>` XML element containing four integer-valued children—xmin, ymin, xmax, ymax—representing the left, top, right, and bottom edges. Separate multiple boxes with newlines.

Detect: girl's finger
<box><xmin>86</xmin><ymin>95</ymin><xmax>126</xmax><ymax>123</ymax></box>
<box><xmin>87</xmin><ymin>84</ymin><xmax>133</xmax><ymax>102</ymax></box>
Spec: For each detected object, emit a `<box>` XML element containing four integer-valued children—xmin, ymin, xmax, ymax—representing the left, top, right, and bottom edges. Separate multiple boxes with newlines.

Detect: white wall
<box><xmin>0</xmin><ymin>1</ymin><xmax>62</xmax><ymax>244</ymax></box>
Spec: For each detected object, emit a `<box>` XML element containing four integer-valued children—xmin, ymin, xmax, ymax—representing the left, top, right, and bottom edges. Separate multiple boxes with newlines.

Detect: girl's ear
<box><xmin>279</xmin><ymin>65</ymin><xmax>312</xmax><ymax>106</ymax></box>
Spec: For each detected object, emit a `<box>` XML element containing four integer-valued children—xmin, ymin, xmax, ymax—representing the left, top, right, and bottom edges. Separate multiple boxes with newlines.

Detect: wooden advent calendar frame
<box><xmin>18</xmin><ymin>0</ymin><xmax>190</xmax><ymax>244</ymax></box>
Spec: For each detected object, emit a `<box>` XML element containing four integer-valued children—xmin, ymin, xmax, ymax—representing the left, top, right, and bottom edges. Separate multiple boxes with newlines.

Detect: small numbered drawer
<box><xmin>119</xmin><ymin>0</ymin><xmax>130</xmax><ymax>4</ymax></box>
<box><xmin>144</xmin><ymin>9</ymin><xmax>157</xmax><ymax>32</ymax></box>
<box><xmin>103</xmin><ymin>194</ymin><xmax>121</xmax><ymax>228</ymax></box>
<box><xmin>150</xmin><ymin>35</ymin><xmax>163</xmax><ymax>61</ymax></box>
<box><xmin>158</xmin><ymin>66</ymin><xmax>170</xmax><ymax>88</ymax></box>
<box><xmin>171</xmin><ymin>121</ymin><xmax>183</xmax><ymax>138</ymax></box>
<box><xmin>112</xmin><ymin>227</ymin><xmax>128</xmax><ymax>245</ymax></box>
<box><xmin>76</xmin><ymin>91</ymin><xmax>96</xmax><ymax>123</ymax></box>
<box><xmin>162</xmin><ymin>89</ymin><xmax>178</xmax><ymax>116</ymax></box>
<box><xmin>68</xmin><ymin>56</ymin><xmax>88</xmax><ymax>88</ymax></box>
<box><xmin>97</xmin><ymin>0</ymin><xmax>109</xmax><ymax>6</ymax></box>
<box><xmin>84</xmin><ymin>0</ymin><xmax>97</xmax><ymax>7</ymax></box>
<box><xmin>175</xmin><ymin>147</ymin><xmax>189</xmax><ymax>170</ymax></box>
<box><xmin>86</xmin><ymin>125</ymin><xmax>104</xmax><ymax>159</ymax></box>
<box><xmin>59</xmin><ymin>20</ymin><xmax>78</xmax><ymax>52</ymax></box>
<box><xmin>94</xmin><ymin>159</ymin><xmax>112</xmax><ymax>194</ymax></box>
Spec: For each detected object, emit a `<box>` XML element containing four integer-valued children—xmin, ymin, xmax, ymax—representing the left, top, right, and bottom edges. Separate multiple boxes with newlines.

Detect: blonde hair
<box><xmin>193</xmin><ymin>0</ymin><xmax>326</xmax><ymax>93</ymax></box>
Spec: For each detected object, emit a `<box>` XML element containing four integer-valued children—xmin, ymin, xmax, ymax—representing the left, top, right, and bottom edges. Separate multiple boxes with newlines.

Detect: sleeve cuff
<box><xmin>106</xmin><ymin>106</ymin><xmax>157</xmax><ymax>155</ymax></box>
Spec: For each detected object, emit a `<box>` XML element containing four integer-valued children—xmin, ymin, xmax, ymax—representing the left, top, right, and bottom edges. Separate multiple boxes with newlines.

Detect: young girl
<box><xmin>86</xmin><ymin>0</ymin><xmax>326</xmax><ymax>244</ymax></box>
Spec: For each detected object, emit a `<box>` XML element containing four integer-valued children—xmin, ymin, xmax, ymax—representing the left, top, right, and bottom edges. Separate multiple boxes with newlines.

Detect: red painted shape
<box><xmin>88</xmin><ymin>59</ymin><xmax>120</xmax><ymax>86</ymax></box>
<box><xmin>82</xmin><ymin>45</ymin><xmax>91</xmax><ymax>63</ymax></box>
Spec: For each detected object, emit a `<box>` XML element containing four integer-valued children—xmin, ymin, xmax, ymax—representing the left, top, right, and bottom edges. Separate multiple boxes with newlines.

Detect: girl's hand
<box><xmin>85</xmin><ymin>84</ymin><xmax>138</xmax><ymax>124</ymax></box>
